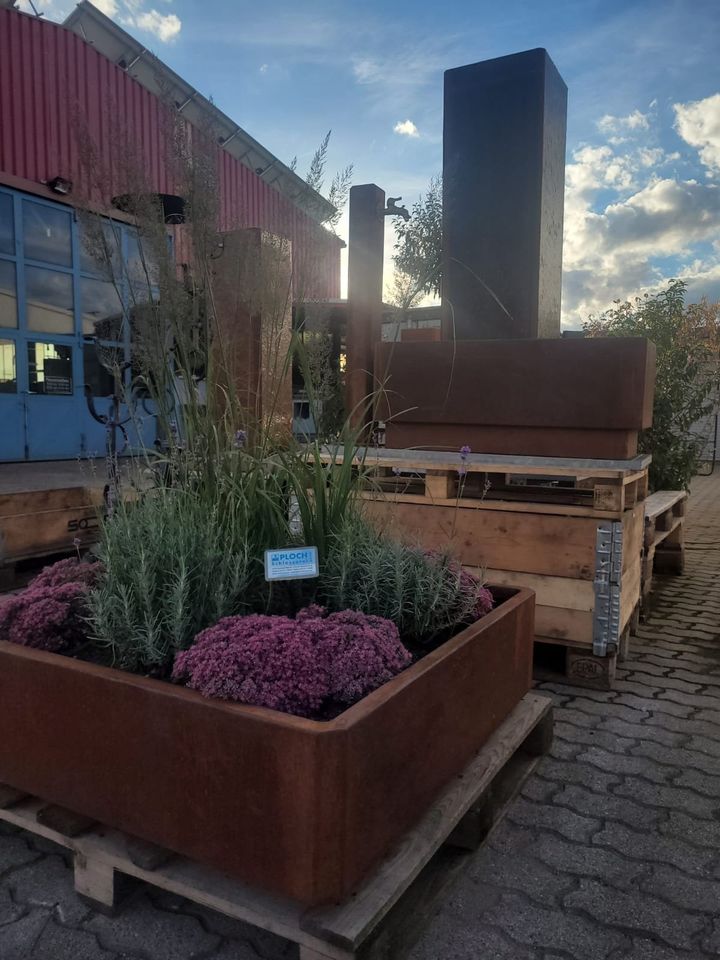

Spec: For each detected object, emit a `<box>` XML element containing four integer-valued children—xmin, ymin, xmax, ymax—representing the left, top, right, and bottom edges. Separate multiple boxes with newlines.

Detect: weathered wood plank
<box><xmin>361</xmin><ymin>491</ymin><xmax>630</xmax><ymax>520</ymax></box>
<box><xmin>321</xmin><ymin>446</ymin><xmax>650</xmax><ymax>478</ymax></box>
<box><xmin>480</xmin><ymin>569</ymin><xmax>595</xmax><ymax>612</ymax></box>
<box><xmin>535</xmin><ymin>606</ymin><xmax>593</xmax><ymax>644</ymax></box>
<box><xmin>362</xmin><ymin>501</ymin><xmax>597</xmax><ymax>579</ymax></box>
<box><xmin>0</xmin><ymin>486</ymin><xmax>100</xmax><ymax>519</ymax></box>
<box><xmin>645</xmin><ymin>490</ymin><xmax>688</xmax><ymax>522</ymax></box>
<box><xmin>0</xmin><ymin>508</ymin><xmax>100</xmax><ymax>562</ymax></box>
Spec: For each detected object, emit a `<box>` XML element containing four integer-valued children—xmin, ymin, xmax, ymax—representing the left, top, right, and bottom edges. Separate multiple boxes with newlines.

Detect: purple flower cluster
<box><xmin>0</xmin><ymin>558</ymin><xmax>103</xmax><ymax>653</ymax></box>
<box><xmin>458</xmin><ymin>566</ymin><xmax>495</xmax><ymax>620</ymax></box>
<box><xmin>173</xmin><ymin>607</ymin><xmax>412</xmax><ymax>718</ymax></box>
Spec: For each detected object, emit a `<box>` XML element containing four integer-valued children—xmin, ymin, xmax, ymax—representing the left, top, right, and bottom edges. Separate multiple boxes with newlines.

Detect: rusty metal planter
<box><xmin>0</xmin><ymin>586</ymin><xmax>534</xmax><ymax>906</ymax></box>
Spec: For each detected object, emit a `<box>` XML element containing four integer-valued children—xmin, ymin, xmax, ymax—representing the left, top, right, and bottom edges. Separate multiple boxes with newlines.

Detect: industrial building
<box><xmin>0</xmin><ymin>0</ymin><xmax>342</xmax><ymax>460</ymax></box>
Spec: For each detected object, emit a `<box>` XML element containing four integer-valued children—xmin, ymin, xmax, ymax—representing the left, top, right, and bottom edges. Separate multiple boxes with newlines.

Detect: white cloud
<box><xmin>597</xmin><ymin>109</ymin><xmax>650</xmax><ymax>134</ymax></box>
<box><xmin>92</xmin><ymin>0</ymin><xmax>119</xmax><ymax>15</ymax></box>
<box><xmin>353</xmin><ymin>59</ymin><xmax>381</xmax><ymax>84</ymax></box>
<box><xmin>259</xmin><ymin>63</ymin><xmax>269</xmax><ymax>74</ymax></box>
<box><xmin>393</xmin><ymin>119</ymin><xmax>419</xmax><ymax>138</ymax></box>
<box><xmin>134</xmin><ymin>8</ymin><xmax>181</xmax><ymax>42</ymax></box>
<box><xmin>674</xmin><ymin>93</ymin><xmax>720</xmax><ymax>174</ymax></box>
<box><xmin>561</xmin><ymin>123</ymin><xmax>720</xmax><ymax>324</ymax></box>
<box><xmin>16</xmin><ymin>0</ymin><xmax>182</xmax><ymax>42</ymax></box>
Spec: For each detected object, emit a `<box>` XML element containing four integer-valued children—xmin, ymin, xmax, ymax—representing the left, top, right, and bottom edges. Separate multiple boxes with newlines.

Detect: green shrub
<box><xmin>320</xmin><ymin>517</ymin><xmax>492</xmax><ymax>645</ymax></box>
<box><xmin>87</xmin><ymin>487</ymin><xmax>257</xmax><ymax>671</ymax></box>
<box><xmin>585</xmin><ymin>280</ymin><xmax>720</xmax><ymax>491</ymax></box>
<box><xmin>86</xmin><ymin>425</ymin><xmax>370</xmax><ymax>672</ymax></box>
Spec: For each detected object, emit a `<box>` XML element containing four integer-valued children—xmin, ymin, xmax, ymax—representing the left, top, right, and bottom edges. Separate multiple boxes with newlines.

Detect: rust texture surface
<box><xmin>376</xmin><ymin>338</ymin><xmax>655</xmax><ymax>458</ymax></box>
<box><xmin>0</xmin><ymin>587</ymin><xmax>534</xmax><ymax>906</ymax></box>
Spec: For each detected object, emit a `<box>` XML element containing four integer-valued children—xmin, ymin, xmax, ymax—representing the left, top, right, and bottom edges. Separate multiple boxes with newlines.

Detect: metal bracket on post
<box><xmin>593</xmin><ymin>521</ymin><xmax>623</xmax><ymax>656</ymax></box>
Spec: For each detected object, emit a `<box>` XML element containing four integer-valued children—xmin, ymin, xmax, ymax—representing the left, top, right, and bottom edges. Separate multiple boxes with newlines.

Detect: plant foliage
<box><xmin>0</xmin><ymin>559</ymin><xmax>103</xmax><ymax>653</ymax></box>
<box><xmin>172</xmin><ymin>606</ymin><xmax>411</xmax><ymax>719</ymax></box>
<box><xmin>585</xmin><ymin>280</ymin><xmax>720</xmax><ymax>490</ymax></box>
<box><xmin>320</xmin><ymin>517</ymin><xmax>493</xmax><ymax>645</ymax></box>
<box><xmin>392</xmin><ymin>175</ymin><xmax>443</xmax><ymax>302</ymax></box>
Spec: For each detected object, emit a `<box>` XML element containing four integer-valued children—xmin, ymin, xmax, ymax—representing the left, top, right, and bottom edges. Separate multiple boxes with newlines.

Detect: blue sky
<box><xmin>24</xmin><ymin>0</ymin><xmax>720</xmax><ymax>325</ymax></box>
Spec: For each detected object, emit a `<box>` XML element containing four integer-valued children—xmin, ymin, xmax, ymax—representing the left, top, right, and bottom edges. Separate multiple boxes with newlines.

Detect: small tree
<box><xmin>584</xmin><ymin>280</ymin><xmax>720</xmax><ymax>490</ymax></box>
<box><xmin>385</xmin><ymin>269</ymin><xmax>424</xmax><ymax>325</ymax></box>
<box><xmin>392</xmin><ymin>175</ymin><xmax>442</xmax><ymax>303</ymax></box>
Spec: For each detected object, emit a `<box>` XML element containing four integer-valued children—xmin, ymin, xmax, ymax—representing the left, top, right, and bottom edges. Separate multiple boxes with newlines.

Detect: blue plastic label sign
<box><xmin>264</xmin><ymin>546</ymin><xmax>319</xmax><ymax>581</ymax></box>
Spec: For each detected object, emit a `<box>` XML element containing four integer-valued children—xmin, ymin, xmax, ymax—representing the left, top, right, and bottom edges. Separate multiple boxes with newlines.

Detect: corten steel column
<box><xmin>346</xmin><ymin>183</ymin><xmax>385</xmax><ymax>426</ymax></box>
<box><xmin>442</xmin><ymin>48</ymin><xmax>567</xmax><ymax>340</ymax></box>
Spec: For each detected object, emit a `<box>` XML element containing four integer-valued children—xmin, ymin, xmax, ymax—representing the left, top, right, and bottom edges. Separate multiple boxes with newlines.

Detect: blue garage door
<box><xmin>0</xmin><ymin>188</ymin><xmax>158</xmax><ymax>461</ymax></box>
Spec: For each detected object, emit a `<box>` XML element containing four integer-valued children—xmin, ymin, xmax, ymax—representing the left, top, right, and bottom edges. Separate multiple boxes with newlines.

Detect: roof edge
<box><xmin>62</xmin><ymin>1</ymin><xmax>338</xmax><ymax>227</ymax></box>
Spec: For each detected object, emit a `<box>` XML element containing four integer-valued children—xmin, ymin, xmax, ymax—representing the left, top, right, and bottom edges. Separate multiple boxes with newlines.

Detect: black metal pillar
<box><xmin>441</xmin><ymin>48</ymin><xmax>567</xmax><ymax>340</ymax></box>
<box><xmin>346</xmin><ymin>183</ymin><xmax>385</xmax><ymax>424</ymax></box>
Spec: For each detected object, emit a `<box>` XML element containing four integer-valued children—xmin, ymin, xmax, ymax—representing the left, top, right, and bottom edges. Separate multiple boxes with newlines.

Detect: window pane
<box><xmin>84</xmin><ymin>342</ymin><xmax>122</xmax><ymax>397</ymax></box>
<box><xmin>0</xmin><ymin>260</ymin><xmax>17</xmax><ymax>328</ymax></box>
<box><xmin>0</xmin><ymin>340</ymin><xmax>16</xmax><ymax>393</ymax></box>
<box><xmin>22</xmin><ymin>200</ymin><xmax>72</xmax><ymax>267</ymax></box>
<box><xmin>0</xmin><ymin>194</ymin><xmax>13</xmax><ymax>256</ymax></box>
<box><xmin>28</xmin><ymin>341</ymin><xmax>73</xmax><ymax>395</ymax></box>
<box><xmin>26</xmin><ymin>266</ymin><xmax>74</xmax><ymax>333</ymax></box>
<box><xmin>79</xmin><ymin>217</ymin><xmax>122</xmax><ymax>278</ymax></box>
<box><xmin>127</xmin><ymin>232</ymin><xmax>160</xmax><ymax>301</ymax></box>
<box><xmin>81</xmin><ymin>276</ymin><xmax>124</xmax><ymax>337</ymax></box>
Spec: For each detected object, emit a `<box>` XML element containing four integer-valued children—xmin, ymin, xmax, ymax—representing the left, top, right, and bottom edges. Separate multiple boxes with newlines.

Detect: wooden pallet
<box><xmin>0</xmin><ymin>485</ymin><xmax>103</xmax><ymax>589</ymax></box>
<box><xmin>319</xmin><ymin>447</ymin><xmax>650</xmax><ymax>519</ymax></box>
<box><xmin>532</xmin><ymin>618</ymin><xmax>636</xmax><ymax>690</ymax></box>
<box><xmin>363</xmin><ymin>493</ymin><xmax>643</xmax><ymax>657</ymax></box>
<box><xmin>0</xmin><ymin>693</ymin><xmax>552</xmax><ymax>960</ymax></box>
<box><xmin>641</xmin><ymin>490</ymin><xmax>687</xmax><ymax>616</ymax></box>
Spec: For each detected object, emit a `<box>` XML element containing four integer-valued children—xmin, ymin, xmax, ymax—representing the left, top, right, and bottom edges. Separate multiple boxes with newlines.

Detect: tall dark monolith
<box><xmin>346</xmin><ymin>183</ymin><xmax>385</xmax><ymax>424</ymax></box>
<box><xmin>442</xmin><ymin>48</ymin><xmax>567</xmax><ymax>340</ymax></box>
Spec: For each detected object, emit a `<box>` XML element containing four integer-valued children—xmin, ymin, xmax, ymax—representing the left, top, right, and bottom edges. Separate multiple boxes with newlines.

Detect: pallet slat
<box><xmin>641</xmin><ymin>490</ymin><xmax>687</xmax><ymax>614</ymax></box>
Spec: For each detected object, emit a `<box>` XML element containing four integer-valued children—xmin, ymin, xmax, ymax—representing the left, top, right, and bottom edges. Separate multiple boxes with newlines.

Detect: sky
<box><xmin>19</xmin><ymin>0</ymin><xmax>720</xmax><ymax>327</ymax></box>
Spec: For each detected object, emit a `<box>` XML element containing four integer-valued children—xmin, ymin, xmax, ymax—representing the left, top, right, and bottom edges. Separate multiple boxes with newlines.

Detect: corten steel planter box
<box><xmin>0</xmin><ymin>586</ymin><xmax>534</xmax><ymax>906</ymax></box>
<box><xmin>375</xmin><ymin>337</ymin><xmax>656</xmax><ymax>459</ymax></box>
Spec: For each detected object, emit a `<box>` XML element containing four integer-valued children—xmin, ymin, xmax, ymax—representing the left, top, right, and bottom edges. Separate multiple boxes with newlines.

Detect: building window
<box><xmin>0</xmin><ymin>194</ymin><xmax>14</xmax><ymax>256</ymax></box>
<box><xmin>81</xmin><ymin>276</ymin><xmax>124</xmax><ymax>338</ymax></box>
<box><xmin>0</xmin><ymin>189</ymin><xmax>173</xmax><ymax>404</ymax></box>
<box><xmin>22</xmin><ymin>200</ymin><xmax>72</xmax><ymax>267</ymax></box>
<box><xmin>79</xmin><ymin>217</ymin><xmax>122</xmax><ymax>278</ymax></box>
<box><xmin>0</xmin><ymin>260</ymin><xmax>17</xmax><ymax>328</ymax></box>
<box><xmin>83</xmin><ymin>342</ymin><xmax>122</xmax><ymax>398</ymax></box>
<box><xmin>27</xmin><ymin>341</ymin><xmax>73</xmax><ymax>395</ymax></box>
<box><xmin>26</xmin><ymin>266</ymin><xmax>74</xmax><ymax>334</ymax></box>
<box><xmin>0</xmin><ymin>340</ymin><xmax>16</xmax><ymax>393</ymax></box>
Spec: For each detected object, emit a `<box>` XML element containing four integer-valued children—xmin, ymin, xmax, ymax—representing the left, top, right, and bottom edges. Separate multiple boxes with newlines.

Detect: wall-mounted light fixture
<box><xmin>47</xmin><ymin>176</ymin><xmax>73</xmax><ymax>196</ymax></box>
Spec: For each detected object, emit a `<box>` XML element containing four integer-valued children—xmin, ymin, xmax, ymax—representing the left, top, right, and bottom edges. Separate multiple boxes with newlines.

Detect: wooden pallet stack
<box><xmin>322</xmin><ymin>448</ymin><xmax>650</xmax><ymax>689</ymax></box>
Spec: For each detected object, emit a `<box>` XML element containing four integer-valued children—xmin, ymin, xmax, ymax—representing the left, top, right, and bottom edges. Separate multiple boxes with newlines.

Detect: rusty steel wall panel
<box><xmin>0</xmin><ymin>7</ymin><xmax>340</xmax><ymax>298</ymax></box>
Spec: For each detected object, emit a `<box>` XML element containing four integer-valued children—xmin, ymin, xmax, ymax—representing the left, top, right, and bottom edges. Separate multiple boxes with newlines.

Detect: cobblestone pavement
<box><xmin>1</xmin><ymin>474</ymin><xmax>719</xmax><ymax>960</ymax></box>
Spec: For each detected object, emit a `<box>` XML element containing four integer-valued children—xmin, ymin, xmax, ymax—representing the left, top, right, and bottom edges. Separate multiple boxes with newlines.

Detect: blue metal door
<box><xmin>0</xmin><ymin>340</ymin><xmax>25</xmax><ymax>459</ymax></box>
<box><xmin>24</xmin><ymin>338</ymin><xmax>82</xmax><ymax>459</ymax></box>
<box><xmin>0</xmin><ymin>186</ymin><xmax>162</xmax><ymax>462</ymax></box>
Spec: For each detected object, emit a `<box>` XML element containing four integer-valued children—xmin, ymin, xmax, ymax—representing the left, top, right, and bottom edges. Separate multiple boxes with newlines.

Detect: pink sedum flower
<box><xmin>173</xmin><ymin>607</ymin><xmax>412</xmax><ymax>718</ymax></box>
<box><xmin>0</xmin><ymin>558</ymin><xmax>103</xmax><ymax>653</ymax></box>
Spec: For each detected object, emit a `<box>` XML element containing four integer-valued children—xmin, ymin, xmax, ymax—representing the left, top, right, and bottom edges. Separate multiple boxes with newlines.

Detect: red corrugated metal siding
<box><xmin>0</xmin><ymin>7</ymin><xmax>341</xmax><ymax>298</ymax></box>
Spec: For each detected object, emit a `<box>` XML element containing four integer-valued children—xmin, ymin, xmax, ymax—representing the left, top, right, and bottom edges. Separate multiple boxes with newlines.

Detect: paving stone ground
<box><xmin>1</xmin><ymin>473</ymin><xmax>719</xmax><ymax>959</ymax></box>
